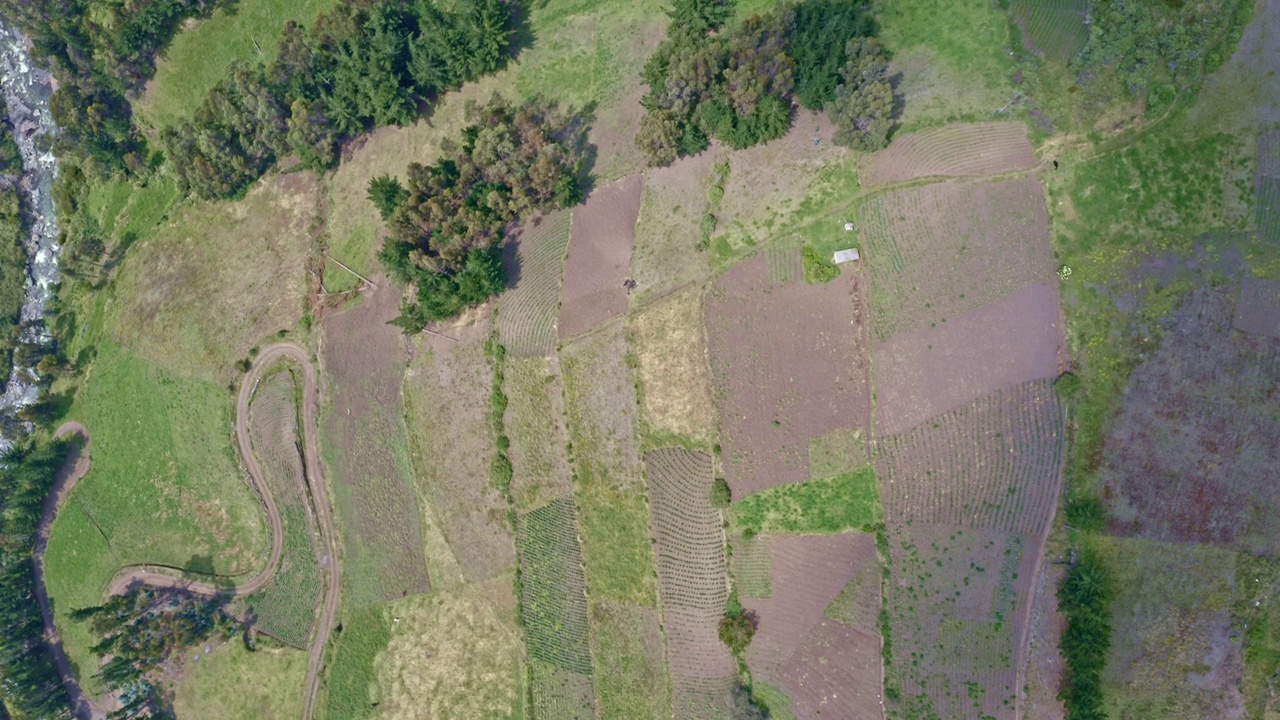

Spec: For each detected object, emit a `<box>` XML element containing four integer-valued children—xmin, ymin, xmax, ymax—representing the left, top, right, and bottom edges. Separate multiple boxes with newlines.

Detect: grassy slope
<box><xmin>135</xmin><ymin>0</ymin><xmax>342</xmax><ymax>130</ymax></box>
<box><xmin>173</xmin><ymin>642</ymin><xmax>307</xmax><ymax>719</ymax></box>
<box><xmin>731</xmin><ymin>467</ymin><xmax>881</xmax><ymax>536</ymax></box>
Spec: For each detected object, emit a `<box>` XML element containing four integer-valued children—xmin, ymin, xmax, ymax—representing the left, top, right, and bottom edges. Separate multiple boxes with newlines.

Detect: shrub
<box><xmin>368</xmin><ymin>175</ymin><xmax>409</xmax><ymax>221</ymax></box>
<box><xmin>802</xmin><ymin>245</ymin><xmax>840</xmax><ymax>283</ymax></box>
<box><xmin>710</xmin><ymin>477</ymin><xmax>732</xmax><ymax>508</ymax></box>
<box><xmin>1058</xmin><ymin>544</ymin><xmax>1113</xmax><ymax>720</ymax></box>
<box><xmin>718</xmin><ymin>610</ymin><xmax>759</xmax><ymax>654</ymax></box>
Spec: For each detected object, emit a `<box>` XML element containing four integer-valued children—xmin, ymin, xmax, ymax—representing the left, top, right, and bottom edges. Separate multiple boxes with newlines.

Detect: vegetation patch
<box><xmin>497</xmin><ymin>210</ymin><xmax>572</xmax><ymax>358</ymax></box>
<box><xmin>174</xmin><ymin>642</ymin><xmax>306</xmax><ymax>720</ymax></box>
<box><xmin>630</xmin><ymin>286</ymin><xmax>718</xmax><ymax>444</ymax></box>
<box><xmin>731</xmin><ymin>467</ymin><xmax>881</xmax><ymax>536</ymax></box>
<box><xmin>518</xmin><ymin>499</ymin><xmax>593</xmax><ymax>677</ymax></box>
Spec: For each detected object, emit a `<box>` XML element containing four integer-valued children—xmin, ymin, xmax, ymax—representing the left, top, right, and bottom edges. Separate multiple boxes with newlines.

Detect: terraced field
<box><xmin>856</xmin><ymin>176</ymin><xmax>1055</xmax><ymax>341</ymax></box>
<box><xmin>630</xmin><ymin>287</ymin><xmax>718</xmax><ymax>444</ymax></box>
<box><xmin>518</xmin><ymin>498</ymin><xmax>596</xmax><ymax>719</ymax></box>
<box><xmin>1010</xmin><ymin>0</ymin><xmax>1089</xmax><ymax>60</ymax></box>
<box><xmin>860</xmin><ymin>122</ymin><xmax>1038</xmax><ymax>186</ymax></box>
<box><xmin>559</xmin><ymin>175</ymin><xmax>644</xmax><ymax>340</ymax></box>
<box><xmin>246</xmin><ymin>367</ymin><xmax>321</xmax><ymax>648</ymax></box>
<box><xmin>499</xmin><ymin>210</ymin><xmax>573</xmax><ymax>357</ymax></box>
<box><xmin>503</xmin><ymin>355</ymin><xmax>576</xmax><ymax>514</ymax></box>
<box><xmin>645</xmin><ymin>448</ymin><xmax>736</xmax><ymax>718</ymax></box>
<box><xmin>1257</xmin><ymin>131</ymin><xmax>1280</xmax><ymax>241</ymax></box>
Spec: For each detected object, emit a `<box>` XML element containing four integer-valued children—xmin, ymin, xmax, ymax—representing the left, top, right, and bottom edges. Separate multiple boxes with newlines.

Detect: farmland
<box><xmin>630</xmin><ymin>287</ymin><xmax>718</xmax><ymax>445</ymax></box>
<box><xmin>503</xmin><ymin>355</ymin><xmax>576</xmax><ymax>514</ymax></box>
<box><xmin>859</xmin><ymin>122</ymin><xmax>1039</xmax><ymax>186</ymax></box>
<box><xmin>1010</xmin><ymin>0</ymin><xmax>1089</xmax><ymax>61</ymax></box>
<box><xmin>498</xmin><ymin>210</ymin><xmax>573</xmax><ymax>357</ymax></box>
<box><xmin>558</xmin><ymin>175</ymin><xmax>644</xmax><ymax>340</ymax></box>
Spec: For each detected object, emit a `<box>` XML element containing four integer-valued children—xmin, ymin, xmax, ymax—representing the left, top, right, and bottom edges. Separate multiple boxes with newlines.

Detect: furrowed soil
<box><xmin>559</xmin><ymin>174</ymin><xmax>643</xmax><ymax>340</ymax></box>
<box><xmin>742</xmin><ymin>533</ymin><xmax>882</xmax><ymax>720</ymax></box>
<box><xmin>646</xmin><ymin>448</ymin><xmax>736</xmax><ymax>718</ymax></box>
<box><xmin>503</xmin><ymin>355</ymin><xmax>576</xmax><ymax>514</ymax></box>
<box><xmin>1010</xmin><ymin>0</ymin><xmax>1088</xmax><ymax>61</ymax></box>
<box><xmin>630</xmin><ymin>286</ymin><xmax>718</xmax><ymax>444</ymax></box>
<box><xmin>705</xmin><ymin>253</ymin><xmax>870</xmax><ymax>497</ymax></box>
<box><xmin>320</xmin><ymin>280</ymin><xmax>430</xmax><ymax>606</ymax></box>
<box><xmin>498</xmin><ymin>210</ymin><xmax>572</xmax><ymax>357</ymax></box>
<box><xmin>860</xmin><ymin>122</ymin><xmax>1038</xmax><ymax>186</ymax></box>
<box><xmin>403</xmin><ymin>318</ymin><xmax>516</xmax><ymax>584</ymax></box>
<box><xmin>872</xmin><ymin>283</ymin><xmax>1065</xmax><ymax>438</ymax></box>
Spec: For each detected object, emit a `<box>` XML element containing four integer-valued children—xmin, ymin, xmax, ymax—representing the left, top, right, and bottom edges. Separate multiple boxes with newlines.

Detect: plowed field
<box><xmin>498</xmin><ymin>210</ymin><xmax>572</xmax><ymax>357</ymax></box>
<box><xmin>559</xmin><ymin>174</ymin><xmax>643</xmax><ymax>339</ymax></box>
<box><xmin>860</xmin><ymin>122</ymin><xmax>1038</xmax><ymax>186</ymax></box>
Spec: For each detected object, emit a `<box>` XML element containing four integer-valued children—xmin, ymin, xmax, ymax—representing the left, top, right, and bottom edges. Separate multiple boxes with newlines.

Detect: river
<box><xmin>0</xmin><ymin>20</ymin><xmax>62</xmax><ymax>452</ymax></box>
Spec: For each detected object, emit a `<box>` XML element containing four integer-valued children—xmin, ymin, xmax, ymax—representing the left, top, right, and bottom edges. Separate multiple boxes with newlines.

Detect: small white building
<box><xmin>833</xmin><ymin>248</ymin><xmax>860</xmax><ymax>264</ymax></box>
<box><xmin>844</xmin><ymin>222</ymin><xmax>855</xmax><ymax>232</ymax></box>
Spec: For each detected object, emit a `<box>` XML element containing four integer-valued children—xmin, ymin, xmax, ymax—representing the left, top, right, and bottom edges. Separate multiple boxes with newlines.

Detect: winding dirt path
<box><xmin>39</xmin><ymin>343</ymin><xmax>340</xmax><ymax>720</ymax></box>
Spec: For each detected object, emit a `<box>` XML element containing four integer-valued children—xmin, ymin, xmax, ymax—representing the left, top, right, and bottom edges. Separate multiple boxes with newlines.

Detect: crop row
<box><xmin>498</xmin><ymin>210</ymin><xmax>572</xmax><ymax>357</ymax></box>
<box><xmin>517</xmin><ymin>497</ymin><xmax>593</xmax><ymax>675</ymax></box>
<box><xmin>765</xmin><ymin>236</ymin><xmax>801</xmax><ymax>284</ymax></box>
<box><xmin>861</xmin><ymin>121</ymin><xmax>1037</xmax><ymax>186</ymax></box>
<box><xmin>875</xmin><ymin>379</ymin><xmax>1065</xmax><ymax>536</ymax></box>
<box><xmin>1012</xmin><ymin>0</ymin><xmax>1088</xmax><ymax>61</ymax></box>
<box><xmin>529</xmin><ymin>658</ymin><xmax>596</xmax><ymax>720</ymax></box>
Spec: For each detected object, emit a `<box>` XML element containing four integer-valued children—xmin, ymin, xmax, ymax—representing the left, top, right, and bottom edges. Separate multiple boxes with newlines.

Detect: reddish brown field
<box><xmin>704</xmin><ymin>253</ymin><xmax>871</xmax><ymax>497</ymax></box>
<box><xmin>558</xmin><ymin>174</ymin><xmax>643</xmax><ymax>339</ymax></box>
<box><xmin>860</xmin><ymin>121</ymin><xmax>1039</xmax><ymax>186</ymax></box>
<box><xmin>403</xmin><ymin>318</ymin><xmax>516</xmax><ymax>584</ymax></box>
<box><xmin>743</xmin><ymin>533</ymin><xmax>881</xmax><ymax>718</ymax></box>
<box><xmin>1101</xmin><ymin>284</ymin><xmax>1280</xmax><ymax>554</ymax></box>
<box><xmin>320</xmin><ymin>280</ymin><xmax>431</xmax><ymax>605</ymax></box>
<box><xmin>1233</xmin><ymin>278</ymin><xmax>1280</xmax><ymax>337</ymax></box>
<box><xmin>856</xmin><ymin>176</ymin><xmax>1056</xmax><ymax>341</ymax></box>
<box><xmin>872</xmin><ymin>282</ymin><xmax>1065</xmax><ymax>437</ymax></box>
<box><xmin>498</xmin><ymin>210</ymin><xmax>572</xmax><ymax>357</ymax></box>
<box><xmin>646</xmin><ymin>448</ymin><xmax>736</xmax><ymax>717</ymax></box>
<box><xmin>1022</xmin><ymin>563</ymin><xmax>1068</xmax><ymax>720</ymax></box>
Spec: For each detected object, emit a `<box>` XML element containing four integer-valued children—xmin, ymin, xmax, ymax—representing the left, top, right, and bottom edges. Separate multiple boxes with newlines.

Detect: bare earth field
<box><xmin>1022</xmin><ymin>563</ymin><xmax>1068</xmax><ymax>720</ymax></box>
<box><xmin>403</xmin><ymin>318</ymin><xmax>516</xmax><ymax>584</ymax></box>
<box><xmin>320</xmin><ymin>280</ymin><xmax>431</xmax><ymax>605</ymax></box>
<box><xmin>705</xmin><ymin>253</ymin><xmax>870</xmax><ymax>497</ymax></box>
<box><xmin>559</xmin><ymin>174</ymin><xmax>644</xmax><ymax>339</ymax></box>
<box><xmin>1100</xmin><ymin>284</ymin><xmax>1280</xmax><ymax>555</ymax></box>
<box><xmin>742</xmin><ymin>533</ymin><xmax>882</xmax><ymax>719</ymax></box>
<box><xmin>631</xmin><ymin>287</ymin><xmax>718</xmax><ymax>444</ymax></box>
<box><xmin>1234</xmin><ymin>277</ymin><xmax>1280</xmax><ymax>337</ymax></box>
<box><xmin>645</xmin><ymin>448</ymin><xmax>736</xmax><ymax>718</ymax></box>
<box><xmin>859</xmin><ymin>122</ymin><xmax>1038</xmax><ymax>186</ymax></box>
<box><xmin>856</xmin><ymin>176</ymin><xmax>1056</xmax><ymax>341</ymax></box>
<box><xmin>498</xmin><ymin>210</ymin><xmax>572</xmax><ymax>357</ymax></box>
<box><xmin>872</xmin><ymin>282</ymin><xmax>1065</xmax><ymax>438</ymax></box>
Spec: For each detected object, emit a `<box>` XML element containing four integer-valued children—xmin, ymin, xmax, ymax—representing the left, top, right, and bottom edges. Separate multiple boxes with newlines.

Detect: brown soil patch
<box><xmin>705</xmin><ymin>254</ymin><xmax>871</xmax><ymax>497</ymax></box>
<box><xmin>1022</xmin><ymin>563</ymin><xmax>1067</xmax><ymax>720</ymax></box>
<box><xmin>498</xmin><ymin>209</ymin><xmax>572</xmax><ymax>357</ymax></box>
<box><xmin>504</xmin><ymin>355</ymin><xmax>575</xmax><ymax>514</ymax></box>
<box><xmin>631</xmin><ymin>287</ymin><xmax>717</xmax><ymax>443</ymax></box>
<box><xmin>1233</xmin><ymin>277</ymin><xmax>1280</xmax><ymax>337</ymax></box>
<box><xmin>629</xmin><ymin>149</ymin><xmax>720</xmax><ymax>304</ymax></box>
<box><xmin>646</xmin><ymin>448</ymin><xmax>736</xmax><ymax>717</ymax></box>
<box><xmin>743</xmin><ymin>533</ymin><xmax>878</xmax><ymax>692</ymax></box>
<box><xmin>558</xmin><ymin>174</ymin><xmax>643</xmax><ymax>339</ymax></box>
<box><xmin>872</xmin><ymin>282</ymin><xmax>1065</xmax><ymax>438</ymax></box>
<box><xmin>782</xmin><ymin>620</ymin><xmax>884</xmax><ymax>720</ymax></box>
<box><xmin>320</xmin><ymin>280</ymin><xmax>431</xmax><ymax>605</ymax></box>
<box><xmin>403</xmin><ymin>318</ymin><xmax>516</xmax><ymax>584</ymax></box>
<box><xmin>861</xmin><ymin>121</ymin><xmax>1038</xmax><ymax>186</ymax></box>
<box><xmin>560</xmin><ymin>321</ymin><xmax>644</xmax><ymax>491</ymax></box>
<box><xmin>857</xmin><ymin>176</ymin><xmax>1055</xmax><ymax>341</ymax></box>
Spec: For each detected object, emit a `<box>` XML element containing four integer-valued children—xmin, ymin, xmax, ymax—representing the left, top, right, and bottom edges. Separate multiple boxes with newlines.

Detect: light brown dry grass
<box><xmin>504</xmin><ymin>356</ymin><xmax>575</xmax><ymax>514</ymax></box>
<box><xmin>629</xmin><ymin>150</ymin><xmax>721</xmax><ymax>304</ymax></box>
<box><xmin>630</xmin><ymin>287</ymin><xmax>717</xmax><ymax>444</ymax></box>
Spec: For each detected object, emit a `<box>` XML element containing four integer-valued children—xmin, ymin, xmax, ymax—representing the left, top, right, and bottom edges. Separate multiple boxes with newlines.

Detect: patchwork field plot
<box><xmin>1096</xmin><ymin>536</ymin><xmax>1246</xmax><ymax>720</ymax></box>
<box><xmin>631</xmin><ymin>287</ymin><xmax>718</xmax><ymax>444</ymax></box>
<box><xmin>875</xmin><ymin>379</ymin><xmax>1066</xmax><ymax>535</ymax></box>
<box><xmin>247</xmin><ymin>368</ymin><xmax>321</xmax><ymax>648</ymax></box>
<box><xmin>518</xmin><ymin>499</ymin><xmax>593</xmax><ymax>678</ymax></box>
<box><xmin>1100</xmin><ymin>284</ymin><xmax>1280</xmax><ymax>555</ymax></box>
<box><xmin>705</xmin><ymin>253</ymin><xmax>871</xmax><ymax>497</ymax></box>
<box><xmin>856</xmin><ymin>176</ymin><xmax>1055</xmax><ymax>341</ymax></box>
<box><xmin>1234</xmin><ymin>278</ymin><xmax>1280</xmax><ymax>337</ymax></box>
<box><xmin>872</xmin><ymin>283</ymin><xmax>1064</xmax><ymax>437</ymax></box>
<box><xmin>645</xmin><ymin>448</ymin><xmax>736</xmax><ymax>718</ymax></box>
<box><xmin>742</xmin><ymin>533</ymin><xmax>882</xmax><ymax>720</ymax></box>
<box><xmin>530</xmin><ymin>659</ymin><xmax>596</xmax><ymax>720</ymax></box>
<box><xmin>860</xmin><ymin>122</ymin><xmax>1038</xmax><ymax>186</ymax></box>
<box><xmin>559</xmin><ymin>174</ymin><xmax>644</xmax><ymax>339</ymax></box>
<box><xmin>630</xmin><ymin>150</ymin><xmax>720</xmax><ymax>303</ymax></box>
<box><xmin>731</xmin><ymin>468</ymin><xmax>881</xmax><ymax>536</ymax></box>
<box><xmin>1010</xmin><ymin>0</ymin><xmax>1088</xmax><ymax>61</ymax></box>
<box><xmin>320</xmin><ymin>281</ymin><xmax>430</xmax><ymax>606</ymax></box>
<box><xmin>504</xmin><ymin>356</ymin><xmax>575</xmax><ymax>514</ymax></box>
<box><xmin>174</xmin><ymin>643</ymin><xmax>305</xmax><ymax>720</ymax></box>
<box><xmin>404</xmin><ymin>320</ymin><xmax>515</xmax><ymax>584</ymax></box>
<box><xmin>1258</xmin><ymin>131</ymin><xmax>1280</xmax><ymax>241</ymax></box>
<box><xmin>499</xmin><ymin>210</ymin><xmax>573</xmax><ymax>357</ymax></box>
<box><xmin>884</xmin><ymin>524</ymin><xmax>1037</xmax><ymax>720</ymax></box>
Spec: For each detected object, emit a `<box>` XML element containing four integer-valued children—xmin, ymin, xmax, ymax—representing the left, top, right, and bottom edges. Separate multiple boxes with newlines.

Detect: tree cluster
<box><xmin>1057</xmin><ymin>544</ymin><xmax>1113</xmax><ymax>720</ymax></box>
<box><xmin>163</xmin><ymin>0</ymin><xmax>513</xmax><ymax>199</ymax></box>
<box><xmin>636</xmin><ymin>0</ymin><xmax>889</xmax><ymax>166</ymax></box>
<box><xmin>74</xmin><ymin>586</ymin><xmax>236</xmax><ymax>719</ymax></box>
<box><xmin>0</xmin><ymin>105</ymin><xmax>27</xmax><ymax>385</ymax></box>
<box><xmin>0</xmin><ymin>438</ymin><xmax>76</xmax><ymax>719</ymax></box>
<box><xmin>376</xmin><ymin>94</ymin><xmax>586</xmax><ymax>331</ymax></box>
<box><xmin>1</xmin><ymin>0</ymin><xmax>232</xmax><ymax>173</ymax></box>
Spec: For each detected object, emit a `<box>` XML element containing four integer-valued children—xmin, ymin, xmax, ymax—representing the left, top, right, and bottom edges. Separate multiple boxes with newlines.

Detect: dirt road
<box><xmin>40</xmin><ymin>344</ymin><xmax>340</xmax><ymax>720</ymax></box>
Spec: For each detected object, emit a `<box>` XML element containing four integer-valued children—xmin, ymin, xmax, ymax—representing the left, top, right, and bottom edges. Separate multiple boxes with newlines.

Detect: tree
<box><xmin>785</xmin><ymin>0</ymin><xmax>876</xmax><ymax>110</ymax></box>
<box><xmin>367</xmin><ymin>174</ymin><xmax>409</xmax><ymax>221</ymax></box>
<box><xmin>666</xmin><ymin>0</ymin><xmax>735</xmax><ymax>42</ymax></box>
<box><xmin>636</xmin><ymin>108</ymin><xmax>683</xmax><ymax>166</ymax></box>
<box><xmin>287</xmin><ymin>98</ymin><xmax>337</xmax><ymax>171</ymax></box>
<box><xmin>723</xmin><ymin>12</ymin><xmax>794</xmax><ymax>117</ymax></box>
<box><xmin>828</xmin><ymin>38</ymin><xmax>894</xmax><ymax>151</ymax></box>
<box><xmin>718</xmin><ymin>609</ymin><xmax>759</xmax><ymax>654</ymax></box>
<box><xmin>710</xmin><ymin>478</ymin><xmax>731</xmax><ymax>508</ymax></box>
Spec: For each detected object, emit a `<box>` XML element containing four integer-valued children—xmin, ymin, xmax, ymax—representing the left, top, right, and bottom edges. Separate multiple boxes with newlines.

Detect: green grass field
<box><xmin>135</xmin><ymin>0</ymin><xmax>342</xmax><ymax>130</ymax></box>
<box><xmin>731</xmin><ymin>467</ymin><xmax>881</xmax><ymax>536</ymax></box>
<box><xmin>173</xmin><ymin>641</ymin><xmax>306</xmax><ymax>719</ymax></box>
<box><xmin>43</xmin><ymin>340</ymin><xmax>268</xmax><ymax>693</ymax></box>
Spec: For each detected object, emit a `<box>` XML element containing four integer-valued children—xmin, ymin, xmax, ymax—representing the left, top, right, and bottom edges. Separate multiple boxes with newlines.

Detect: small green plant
<box><xmin>710</xmin><ymin>478</ymin><xmax>732</xmax><ymax>508</ymax></box>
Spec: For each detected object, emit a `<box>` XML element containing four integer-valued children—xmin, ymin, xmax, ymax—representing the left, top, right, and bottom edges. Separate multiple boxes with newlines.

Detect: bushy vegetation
<box><xmin>710</xmin><ymin>477</ymin><xmax>732</xmax><ymax>508</ymax></box>
<box><xmin>377</xmin><ymin>95</ymin><xmax>586</xmax><ymax>330</ymax></box>
<box><xmin>731</xmin><ymin>467</ymin><xmax>881</xmax><ymax>536</ymax></box>
<box><xmin>1057</xmin><ymin>543</ymin><xmax>1112</xmax><ymax>720</ymax></box>
<box><xmin>718</xmin><ymin>589</ymin><xmax>758</xmax><ymax>654</ymax></box>
<box><xmin>636</xmin><ymin>0</ymin><xmax>883</xmax><ymax>165</ymax></box>
<box><xmin>75</xmin><ymin>586</ymin><xmax>237</xmax><ymax>718</ymax></box>
<box><xmin>0</xmin><ymin>104</ymin><xmax>28</xmax><ymax>385</ymax></box>
<box><xmin>0</xmin><ymin>438</ymin><xmax>74</xmax><ymax>719</ymax></box>
<box><xmin>827</xmin><ymin>38</ymin><xmax>894</xmax><ymax>151</ymax></box>
<box><xmin>163</xmin><ymin>0</ymin><xmax>514</xmax><ymax>199</ymax></box>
